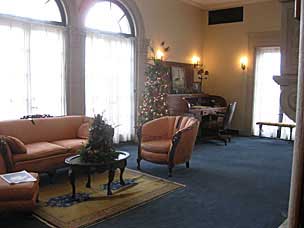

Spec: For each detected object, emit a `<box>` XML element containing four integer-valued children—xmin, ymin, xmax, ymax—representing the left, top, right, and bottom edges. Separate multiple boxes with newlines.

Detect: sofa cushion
<box><xmin>6</xmin><ymin>136</ymin><xmax>27</xmax><ymax>154</ymax></box>
<box><xmin>0</xmin><ymin>172</ymin><xmax>39</xmax><ymax>201</ymax></box>
<box><xmin>14</xmin><ymin>154</ymin><xmax>72</xmax><ymax>173</ymax></box>
<box><xmin>52</xmin><ymin>139</ymin><xmax>87</xmax><ymax>153</ymax></box>
<box><xmin>141</xmin><ymin>149</ymin><xmax>168</xmax><ymax>164</ymax></box>
<box><xmin>14</xmin><ymin>142</ymin><xmax>66</xmax><ymax>162</ymax></box>
<box><xmin>141</xmin><ymin>140</ymin><xmax>172</xmax><ymax>154</ymax></box>
<box><xmin>77</xmin><ymin>123</ymin><xmax>90</xmax><ymax>139</ymax></box>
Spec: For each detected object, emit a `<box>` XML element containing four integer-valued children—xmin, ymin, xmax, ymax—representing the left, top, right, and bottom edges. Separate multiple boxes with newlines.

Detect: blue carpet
<box><xmin>0</xmin><ymin>137</ymin><xmax>292</xmax><ymax>228</ymax></box>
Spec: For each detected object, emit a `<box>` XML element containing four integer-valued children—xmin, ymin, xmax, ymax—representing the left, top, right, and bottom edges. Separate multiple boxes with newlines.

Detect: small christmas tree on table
<box><xmin>137</xmin><ymin>42</ymin><xmax>170</xmax><ymax>126</ymax></box>
<box><xmin>79</xmin><ymin>114</ymin><xmax>121</xmax><ymax>163</ymax></box>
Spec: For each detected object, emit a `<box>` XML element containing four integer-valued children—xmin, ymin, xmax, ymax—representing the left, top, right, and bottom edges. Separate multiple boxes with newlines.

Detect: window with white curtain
<box><xmin>252</xmin><ymin>47</ymin><xmax>295</xmax><ymax>140</ymax></box>
<box><xmin>85</xmin><ymin>1</ymin><xmax>135</xmax><ymax>143</ymax></box>
<box><xmin>0</xmin><ymin>0</ymin><xmax>66</xmax><ymax>120</ymax></box>
<box><xmin>0</xmin><ymin>0</ymin><xmax>63</xmax><ymax>23</ymax></box>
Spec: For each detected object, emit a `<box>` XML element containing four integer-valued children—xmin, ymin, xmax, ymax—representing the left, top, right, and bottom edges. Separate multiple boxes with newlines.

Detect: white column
<box><xmin>288</xmin><ymin>0</ymin><xmax>304</xmax><ymax>227</ymax></box>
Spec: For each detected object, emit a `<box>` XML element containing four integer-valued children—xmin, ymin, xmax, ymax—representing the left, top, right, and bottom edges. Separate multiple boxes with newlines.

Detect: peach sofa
<box><xmin>0</xmin><ymin>116</ymin><xmax>90</xmax><ymax>174</ymax></box>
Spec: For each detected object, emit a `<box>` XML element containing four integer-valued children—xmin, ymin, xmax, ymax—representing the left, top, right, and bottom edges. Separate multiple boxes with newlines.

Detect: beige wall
<box><xmin>134</xmin><ymin>0</ymin><xmax>206</xmax><ymax>63</ymax></box>
<box><xmin>68</xmin><ymin>0</ymin><xmax>206</xmax><ymax>115</ymax></box>
<box><xmin>132</xmin><ymin>0</ymin><xmax>282</xmax><ymax>133</ymax></box>
<box><xmin>67</xmin><ymin>0</ymin><xmax>281</xmax><ymax>134</ymax></box>
<box><xmin>203</xmin><ymin>0</ymin><xmax>281</xmax><ymax>132</ymax></box>
<box><xmin>75</xmin><ymin>0</ymin><xmax>206</xmax><ymax>63</ymax></box>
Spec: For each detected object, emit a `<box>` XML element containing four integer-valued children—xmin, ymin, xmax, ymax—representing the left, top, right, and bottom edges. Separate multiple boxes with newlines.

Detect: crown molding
<box><xmin>179</xmin><ymin>0</ymin><xmax>205</xmax><ymax>9</ymax></box>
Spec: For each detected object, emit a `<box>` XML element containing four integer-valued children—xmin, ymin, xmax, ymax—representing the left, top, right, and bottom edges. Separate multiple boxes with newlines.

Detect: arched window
<box><xmin>0</xmin><ymin>0</ymin><xmax>67</xmax><ymax>120</ymax></box>
<box><xmin>85</xmin><ymin>0</ymin><xmax>135</xmax><ymax>143</ymax></box>
<box><xmin>85</xmin><ymin>1</ymin><xmax>134</xmax><ymax>36</ymax></box>
<box><xmin>0</xmin><ymin>0</ymin><xmax>66</xmax><ymax>25</ymax></box>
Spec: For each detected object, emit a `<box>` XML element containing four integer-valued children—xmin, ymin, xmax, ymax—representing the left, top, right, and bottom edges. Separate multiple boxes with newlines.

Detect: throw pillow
<box><xmin>6</xmin><ymin>136</ymin><xmax>27</xmax><ymax>154</ymax></box>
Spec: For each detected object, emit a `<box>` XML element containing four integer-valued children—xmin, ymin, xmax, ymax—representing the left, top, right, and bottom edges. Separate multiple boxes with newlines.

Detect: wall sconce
<box><xmin>192</xmin><ymin>56</ymin><xmax>201</xmax><ymax>68</ymax></box>
<box><xmin>240</xmin><ymin>56</ymin><xmax>248</xmax><ymax>70</ymax></box>
<box><xmin>156</xmin><ymin>49</ymin><xmax>164</xmax><ymax>60</ymax></box>
<box><xmin>198</xmin><ymin>69</ymin><xmax>209</xmax><ymax>80</ymax></box>
<box><xmin>192</xmin><ymin>56</ymin><xmax>210</xmax><ymax>81</ymax></box>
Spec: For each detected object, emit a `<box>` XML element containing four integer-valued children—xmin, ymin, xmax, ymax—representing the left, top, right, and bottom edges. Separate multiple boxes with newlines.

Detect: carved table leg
<box><xmin>68</xmin><ymin>167</ymin><xmax>76</xmax><ymax>199</ymax></box>
<box><xmin>119</xmin><ymin>160</ymin><xmax>127</xmax><ymax>185</ymax></box>
<box><xmin>186</xmin><ymin>161</ymin><xmax>190</xmax><ymax>168</ymax></box>
<box><xmin>120</xmin><ymin>169</ymin><xmax>125</xmax><ymax>186</ymax></box>
<box><xmin>86</xmin><ymin>168</ymin><xmax>91</xmax><ymax>188</ymax></box>
<box><xmin>107</xmin><ymin>169</ymin><xmax>115</xmax><ymax>196</ymax></box>
<box><xmin>136</xmin><ymin>158</ymin><xmax>141</xmax><ymax>170</ymax></box>
<box><xmin>168</xmin><ymin>167</ymin><xmax>173</xmax><ymax>177</ymax></box>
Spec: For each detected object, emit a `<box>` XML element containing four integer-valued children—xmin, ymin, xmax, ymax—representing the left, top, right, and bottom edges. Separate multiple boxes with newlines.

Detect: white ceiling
<box><xmin>180</xmin><ymin>0</ymin><xmax>273</xmax><ymax>9</ymax></box>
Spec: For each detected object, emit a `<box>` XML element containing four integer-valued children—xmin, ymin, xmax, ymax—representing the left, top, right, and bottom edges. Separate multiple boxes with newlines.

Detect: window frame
<box><xmin>0</xmin><ymin>0</ymin><xmax>67</xmax><ymax>119</ymax></box>
<box><xmin>0</xmin><ymin>0</ymin><xmax>67</xmax><ymax>27</ymax></box>
<box><xmin>85</xmin><ymin>0</ymin><xmax>135</xmax><ymax>38</ymax></box>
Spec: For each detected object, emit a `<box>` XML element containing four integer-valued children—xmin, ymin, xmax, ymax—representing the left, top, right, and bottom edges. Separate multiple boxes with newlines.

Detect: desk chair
<box><xmin>201</xmin><ymin>102</ymin><xmax>237</xmax><ymax>145</ymax></box>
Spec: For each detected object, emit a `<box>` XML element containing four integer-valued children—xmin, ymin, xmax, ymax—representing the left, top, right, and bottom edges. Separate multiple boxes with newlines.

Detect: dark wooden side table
<box><xmin>65</xmin><ymin>151</ymin><xmax>130</xmax><ymax>198</ymax></box>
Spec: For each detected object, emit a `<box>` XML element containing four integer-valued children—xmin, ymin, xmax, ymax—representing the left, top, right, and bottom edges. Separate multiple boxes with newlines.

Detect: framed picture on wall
<box><xmin>171</xmin><ymin>66</ymin><xmax>186</xmax><ymax>93</ymax></box>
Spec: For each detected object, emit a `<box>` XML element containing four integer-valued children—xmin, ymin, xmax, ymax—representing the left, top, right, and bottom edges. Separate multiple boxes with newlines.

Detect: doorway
<box><xmin>252</xmin><ymin>47</ymin><xmax>295</xmax><ymax>140</ymax></box>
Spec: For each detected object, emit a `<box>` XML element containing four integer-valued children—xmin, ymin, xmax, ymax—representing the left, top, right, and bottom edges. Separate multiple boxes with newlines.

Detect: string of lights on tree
<box><xmin>137</xmin><ymin>42</ymin><xmax>170</xmax><ymax>126</ymax></box>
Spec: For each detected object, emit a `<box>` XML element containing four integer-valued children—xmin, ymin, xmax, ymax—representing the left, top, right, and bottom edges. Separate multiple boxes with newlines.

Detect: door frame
<box><xmin>243</xmin><ymin>31</ymin><xmax>281</xmax><ymax>135</ymax></box>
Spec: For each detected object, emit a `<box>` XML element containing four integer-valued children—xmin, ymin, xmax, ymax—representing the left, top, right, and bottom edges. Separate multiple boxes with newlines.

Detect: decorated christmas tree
<box><xmin>79</xmin><ymin>114</ymin><xmax>121</xmax><ymax>163</ymax></box>
<box><xmin>137</xmin><ymin>42</ymin><xmax>170</xmax><ymax>126</ymax></box>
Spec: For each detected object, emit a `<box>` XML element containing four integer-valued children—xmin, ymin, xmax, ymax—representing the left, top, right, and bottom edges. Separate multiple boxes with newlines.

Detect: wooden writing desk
<box><xmin>166</xmin><ymin>93</ymin><xmax>227</xmax><ymax>116</ymax></box>
<box><xmin>189</xmin><ymin>106</ymin><xmax>227</xmax><ymax>121</ymax></box>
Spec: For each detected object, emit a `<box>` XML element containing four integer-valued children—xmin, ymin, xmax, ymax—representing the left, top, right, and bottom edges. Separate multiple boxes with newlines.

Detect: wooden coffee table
<box><xmin>65</xmin><ymin>151</ymin><xmax>130</xmax><ymax>198</ymax></box>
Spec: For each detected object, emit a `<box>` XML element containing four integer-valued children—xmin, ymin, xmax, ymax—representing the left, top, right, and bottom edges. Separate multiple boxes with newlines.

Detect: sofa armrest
<box><xmin>78</xmin><ymin>122</ymin><xmax>90</xmax><ymax>139</ymax></box>
<box><xmin>83</xmin><ymin>116</ymin><xmax>94</xmax><ymax>124</ymax></box>
<box><xmin>0</xmin><ymin>138</ymin><xmax>15</xmax><ymax>172</ymax></box>
<box><xmin>5</xmin><ymin>136</ymin><xmax>27</xmax><ymax>154</ymax></box>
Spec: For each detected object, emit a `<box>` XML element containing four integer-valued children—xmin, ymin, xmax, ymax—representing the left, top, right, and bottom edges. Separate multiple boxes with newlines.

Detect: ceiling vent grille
<box><xmin>208</xmin><ymin>7</ymin><xmax>243</xmax><ymax>25</ymax></box>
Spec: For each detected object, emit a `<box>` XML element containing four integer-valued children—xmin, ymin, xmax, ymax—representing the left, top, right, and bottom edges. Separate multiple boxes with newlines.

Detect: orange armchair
<box><xmin>137</xmin><ymin>116</ymin><xmax>200</xmax><ymax>177</ymax></box>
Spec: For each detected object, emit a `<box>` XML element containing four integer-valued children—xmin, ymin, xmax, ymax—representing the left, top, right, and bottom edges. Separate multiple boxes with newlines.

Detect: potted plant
<box><xmin>79</xmin><ymin>114</ymin><xmax>121</xmax><ymax>163</ymax></box>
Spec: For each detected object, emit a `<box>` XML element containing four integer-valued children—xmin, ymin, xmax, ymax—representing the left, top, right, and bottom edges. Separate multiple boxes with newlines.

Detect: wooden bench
<box><xmin>256</xmin><ymin>122</ymin><xmax>296</xmax><ymax>141</ymax></box>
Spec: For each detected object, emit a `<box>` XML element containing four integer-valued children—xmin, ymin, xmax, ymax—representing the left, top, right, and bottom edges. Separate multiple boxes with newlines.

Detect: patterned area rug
<box><xmin>33</xmin><ymin>169</ymin><xmax>184</xmax><ymax>228</ymax></box>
